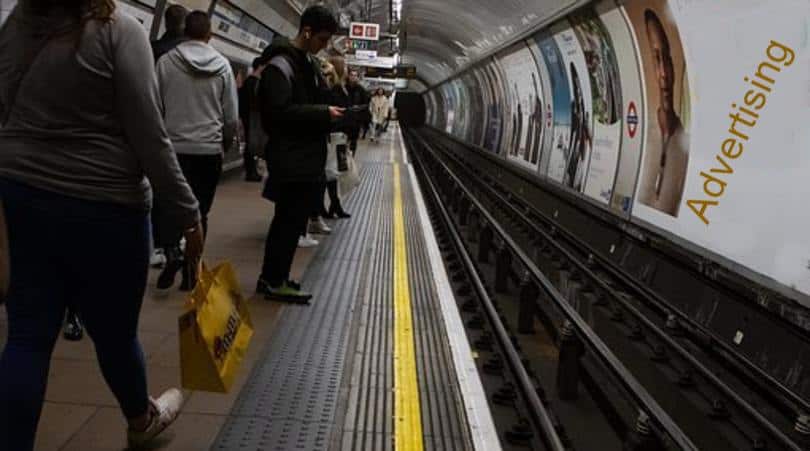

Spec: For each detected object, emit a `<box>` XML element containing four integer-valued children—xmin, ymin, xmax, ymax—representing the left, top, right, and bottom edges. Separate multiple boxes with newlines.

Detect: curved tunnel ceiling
<box><xmin>400</xmin><ymin>0</ymin><xmax>586</xmax><ymax>88</ymax></box>
<box><xmin>299</xmin><ymin>0</ymin><xmax>586</xmax><ymax>89</ymax></box>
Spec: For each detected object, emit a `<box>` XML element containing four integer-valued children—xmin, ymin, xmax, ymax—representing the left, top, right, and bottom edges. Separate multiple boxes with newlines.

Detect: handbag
<box><xmin>178</xmin><ymin>261</ymin><xmax>254</xmax><ymax>393</ymax></box>
<box><xmin>336</xmin><ymin>144</ymin><xmax>349</xmax><ymax>173</ymax></box>
<box><xmin>339</xmin><ymin>151</ymin><xmax>361</xmax><ymax>193</ymax></box>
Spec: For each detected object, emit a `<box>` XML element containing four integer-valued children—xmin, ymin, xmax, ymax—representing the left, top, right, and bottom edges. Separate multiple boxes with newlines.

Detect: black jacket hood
<box><xmin>260</xmin><ymin>35</ymin><xmax>306</xmax><ymax>66</ymax></box>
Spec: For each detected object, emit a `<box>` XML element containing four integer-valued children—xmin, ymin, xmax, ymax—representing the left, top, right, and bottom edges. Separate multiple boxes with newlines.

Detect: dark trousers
<box><xmin>155</xmin><ymin>153</ymin><xmax>222</xmax><ymax>248</ymax></box>
<box><xmin>348</xmin><ymin>127</ymin><xmax>360</xmax><ymax>156</ymax></box>
<box><xmin>261</xmin><ymin>181</ymin><xmax>320</xmax><ymax>286</ymax></box>
<box><xmin>244</xmin><ymin>152</ymin><xmax>259</xmax><ymax>177</ymax></box>
<box><xmin>0</xmin><ymin>179</ymin><xmax>150</xmax><ymax>451</ymax></box>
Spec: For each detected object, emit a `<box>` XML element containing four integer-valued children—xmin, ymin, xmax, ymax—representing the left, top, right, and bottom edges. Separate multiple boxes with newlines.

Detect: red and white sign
<box><xmin>350</xmin><ymin>22</ymin><xmax>380</xmax><ymax>41</ymax></box>
<box><xmin>627</xmin><ymin>101</ymin><xmax>638</xmax><ymax>138</ymax></box>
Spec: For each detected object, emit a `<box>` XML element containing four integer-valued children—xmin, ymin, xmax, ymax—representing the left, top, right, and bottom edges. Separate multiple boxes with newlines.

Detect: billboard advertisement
<box><xmin>601</xmin><ymin>1</ymin><xmax>645</xmax><ymax>215</ymax></box>
<box><xmin>569</xmin><ymin>6</ymin><xmax>623</xmax><ymax>205</ymax></box>
<box><xmin>497</xmin><ymin>42</ymin><xmax>546</xmax><ymax>171</ymax></box>
<box><xmin>482</xmin><ymin>60</ymin><xmax>507</xmax><ymax>153</ymax></box>
<box><xmin>625</xmin><ymin>0</ymin><xmax>691</xmax><ymax>219</ymax></box>
<box><xmin>535</xmin><ymin>25</ymin><xmax>573</xmax><ymax>184</ymax></box>
<box><xmin>627</xmin><ymin>0</ymin><xmax>810</xmax><ymax>296</ymax></box>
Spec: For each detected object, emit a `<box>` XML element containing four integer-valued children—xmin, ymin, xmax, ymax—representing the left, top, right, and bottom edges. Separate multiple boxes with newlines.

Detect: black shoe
<box><xmin>328</xmin><ymin>205</ymin><xmax>351</xmax><ymax>219</ymax></box>
<box><xmin>245</xmin><ymin>173</ymin><xmax>262</xmax><ymax>182</ymax></box>
<box><xmin>63</xmin><ymin>312</ymin><xmax>84</xmax><ymax>341</ymax></box>
<box><xmin>257</xmin><ymin>278</ymin><xmax>301</xmax><ymax>294</ymax></box>
<box><xmin>156</xmin><ymin>248</ymin><xmax>183</xmax><ymax>291</ymax></box>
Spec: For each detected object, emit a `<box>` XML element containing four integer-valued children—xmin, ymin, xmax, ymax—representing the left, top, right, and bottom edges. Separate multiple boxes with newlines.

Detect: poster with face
<box><xmin>625</xmin><ymin>0</ymin><xmax>691</xmax><ymax>218</ymax></box>
<box><xmin>628</xmin><ymin>0</ymin><xmax>810</xmax><ymax>299</ymax></box>
<box><xmin>569</xmin><ymin>5</ymin><xmax>623</xmax><ymax>205</ymax></box>
<box><xmin>497</xmin><ymin>42</ymin><xmax>546</xmax><ymax>170</ymax></box>
<box><xmin>482</xmin><ymin>60</ymin><xmax>507</xmax><ymax>153</ymax></box>
<box><xmin>554</xmin><ymin>25</ymin><xmax>595</xmax><ymax>193</ymax></box>
<box><xmin>526</xmin><ymin>38</ymin><xmax>557</xmax><ymax>178</ymax></box>
<box><xmin>535</xmin><ymin>25</ymin><xmax>573</xmax><ymax>183</ymax></box>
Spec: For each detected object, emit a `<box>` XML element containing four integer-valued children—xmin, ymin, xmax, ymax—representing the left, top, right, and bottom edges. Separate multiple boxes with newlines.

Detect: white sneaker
<box><xmin>127</xmin><ymin>388</ymin><xmax>184</xmax><ymax>448</ymax></box>
<box><xmin>150</xmin><ymin>249</ymin><xmax>166</xmax><ymax>268</ymax></box>
<box><xmin>298</xmin><ymin>235</ymin><xmax>319</xmax><ymax>248</ymax></box>
<box><xmin>309</xmin><ymin>217</ymin><xmax>332</xmax><ymax>234</ymax></box>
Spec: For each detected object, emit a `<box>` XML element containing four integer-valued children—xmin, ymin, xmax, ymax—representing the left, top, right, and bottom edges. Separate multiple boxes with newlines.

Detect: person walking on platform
<box><xmin>370</xmin><ymin>88</ymin><xmax>390</xmax><ymax>142</ymax></box>
<box><xmin>155</xmin><ymin>11</ymin><xmax>238</xmax><ymax>292</ymax></box>
<box><xmin>148</xmin><ymin>4</ymin><xmax>188</xmax><ymax>269</ymax></box>
<box><xmin>238</xmin><ymin>56</ymin><xmax>268</xmax><ymax>182</ymax></box>
<box><xmin>151</xmin><ymin>4</ymin><xmax>188</xmax><ymax>63</ymax></box>
<box><xmin>346</xmin><ymin>69</ymin><xmax>370</xmax><ymax>155</ymax></box>
<box><xmin>0</xmin><ymin>1</ymin><xmax>204</xmax><ymax>449</ymax></box>
<box><xmin>255</xmin><ymin>5</ymin><xmax>343</xmax><ymax>303</ymax></box>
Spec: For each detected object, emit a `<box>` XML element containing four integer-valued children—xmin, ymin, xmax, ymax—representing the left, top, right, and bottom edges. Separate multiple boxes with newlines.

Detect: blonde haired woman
<box><xmin>321</xmin><ymin>55</ymin><xmax>352</xmax><ymax>218</ymax></box>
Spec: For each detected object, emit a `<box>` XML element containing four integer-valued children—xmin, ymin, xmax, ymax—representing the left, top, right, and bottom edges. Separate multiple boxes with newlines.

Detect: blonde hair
<box><xmin>328</xmin><ymin>55</ymin><xmax>347</xmax><ymax>87</ymax></box>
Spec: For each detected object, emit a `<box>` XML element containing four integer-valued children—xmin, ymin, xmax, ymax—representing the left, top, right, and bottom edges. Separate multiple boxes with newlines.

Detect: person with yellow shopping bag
<box><xmin>179</xmin><ymin>261</ymin><xmax>254</xmax><ymax>393</ymax></box>
<box><xmin>0</xmin><ymin>1</ymin><xmax>205</xmax><ymax>449</ymax></box>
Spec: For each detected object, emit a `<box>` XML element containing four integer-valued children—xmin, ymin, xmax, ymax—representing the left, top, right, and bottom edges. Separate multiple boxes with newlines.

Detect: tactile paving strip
<box><xmin>211</xmin><ymin>163</ymin><xmax>386</xmax><ymax>451</ymax></box>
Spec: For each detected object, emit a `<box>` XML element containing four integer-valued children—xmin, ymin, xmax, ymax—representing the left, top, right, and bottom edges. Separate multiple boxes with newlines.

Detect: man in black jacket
<box><xmin>151</xmin><ymin>5</ymin><xmax>188</xmax><ymax>63</ymax></box>
<box><xmin>255</xmin><ymin>5</ymin><xmax>343</xmax><ymax>303</ymax></box>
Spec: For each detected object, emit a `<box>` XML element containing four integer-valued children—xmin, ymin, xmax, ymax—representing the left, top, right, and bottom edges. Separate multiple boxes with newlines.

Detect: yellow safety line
<box><xmin>393</xmin><ymin>164</ymin><xmax>424</xmax><ymax>451</ymax></box>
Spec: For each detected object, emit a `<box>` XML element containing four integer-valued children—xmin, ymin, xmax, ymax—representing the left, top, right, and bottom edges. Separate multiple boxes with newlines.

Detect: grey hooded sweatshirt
<box><xmin>156</xmin><ymin>40</ymin><xmax>238</xmax><ymax>156</ymax></box>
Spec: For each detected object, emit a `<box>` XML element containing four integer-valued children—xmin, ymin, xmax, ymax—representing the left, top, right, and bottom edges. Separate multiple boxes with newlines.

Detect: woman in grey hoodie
<box><xmin>0</xmin><ymin>0</ymin><xmax>203</xmax><ymax>449</ymax></box>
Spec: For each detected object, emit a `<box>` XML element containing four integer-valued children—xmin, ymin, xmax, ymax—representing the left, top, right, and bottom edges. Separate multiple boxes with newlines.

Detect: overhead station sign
<box><xmin>350</xmin><ymin>22</ymin><xmax>380</xmax><ymax>41</ymax></box>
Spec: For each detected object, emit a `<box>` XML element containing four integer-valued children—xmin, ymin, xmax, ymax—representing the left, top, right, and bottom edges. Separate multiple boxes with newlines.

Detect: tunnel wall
<box><xmin>421</xmin><ymin>0</ymin><xmax>810</xmax><ymax>308</ymax></box>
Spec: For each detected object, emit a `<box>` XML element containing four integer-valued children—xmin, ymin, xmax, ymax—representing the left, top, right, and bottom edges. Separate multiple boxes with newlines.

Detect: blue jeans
<box><xmin>0</xmin><ymin>179</ymin><xmax>151</xmax><ymax>451</ymax></box>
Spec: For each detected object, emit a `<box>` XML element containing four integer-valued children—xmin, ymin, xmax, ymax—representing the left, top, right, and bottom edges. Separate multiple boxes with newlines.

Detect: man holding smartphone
<box><xmin>255</xmin><ymin>5</ymin><xmax>344</xmax><ymax>303</ymax></box>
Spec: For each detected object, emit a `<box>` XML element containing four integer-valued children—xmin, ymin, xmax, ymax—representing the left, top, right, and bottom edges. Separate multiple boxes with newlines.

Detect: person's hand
<box><xmin>183</xmin><ymin>221</ymin><xmax>204</xmax><ymax>267</ymax></box>
<box><xmin>329</xmin><ymin>106</ymin><xmax>345</xmax><ymax>120</ymax></box>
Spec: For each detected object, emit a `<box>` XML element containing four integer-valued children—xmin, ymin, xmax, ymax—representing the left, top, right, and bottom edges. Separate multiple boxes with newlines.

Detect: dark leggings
<box><xmin>0</xmin><ymin>179</ymin><xmax>150</xmax><ymax>451</ymax></box>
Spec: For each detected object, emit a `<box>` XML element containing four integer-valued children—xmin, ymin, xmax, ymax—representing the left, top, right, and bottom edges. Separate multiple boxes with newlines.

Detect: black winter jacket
<box><xmin>258</xmin><ymin>36</ymin><xmax>332</xmax><ymax>186</ymax></box>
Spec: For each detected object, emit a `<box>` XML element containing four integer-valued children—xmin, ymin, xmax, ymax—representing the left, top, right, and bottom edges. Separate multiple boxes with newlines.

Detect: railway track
<box><xmin>404</xmin><ymin>128</ymin><xmax>810</xmax><ymax>451</ymax></box>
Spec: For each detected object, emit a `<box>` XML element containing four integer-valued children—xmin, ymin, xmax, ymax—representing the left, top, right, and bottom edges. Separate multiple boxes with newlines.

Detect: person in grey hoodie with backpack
<box><xmin>155</xmin><ymin>10</ymin><xmax>238</xmax><ymax>292</ymax></box>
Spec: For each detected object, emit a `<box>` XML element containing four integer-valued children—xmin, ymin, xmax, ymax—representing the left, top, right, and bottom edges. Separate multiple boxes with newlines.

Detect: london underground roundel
<box><xmin>627</xmin><ymin>101</ymin><xmax>638</xmax><ymax>138</ymax></box>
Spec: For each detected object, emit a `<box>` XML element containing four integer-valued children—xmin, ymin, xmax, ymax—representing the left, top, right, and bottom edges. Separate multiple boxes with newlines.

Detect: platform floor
<box><xmin>0</xmin><ymin>125</ymin><xmax>495</xmax><ymax>450</ymax></box>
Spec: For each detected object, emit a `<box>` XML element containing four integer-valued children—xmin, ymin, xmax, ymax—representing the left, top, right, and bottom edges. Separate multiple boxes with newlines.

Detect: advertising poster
<box><xmin>424</xmin><ymin>90</ymin><xmax>436</xmax><ymax>128</ymax></box>
<box><xmin>554</xmin><ymin>25</ymin><xmax>595</xmax><ymax>193</ymax></box>
<box><xmin>482</xmin><ymin>60</ymin><xmax>507</xmax><ymax>153</ymax></box>
<box><xmin>442</xmin><ymin>83</ymin><xmax>456</xmax><ymax>134</ymax></box>
<box><xmin>453</xmin><ymin>78</ymin><xmax>472</xmax><ymax>140</ymax></box>
<box><xmin>466</xmin><ymin>69</ymin><xmax>488</xmax><ymax>147</ymax></box>
<box><xmin>490</xmin><ymin>56</ymin><xmax>513</xmax><ymax>157</ymax></box>
<box><xmin>626</xmin><ymin>0</ymin><xmax>691</xmax><ymax>219</ymax></box>
<box><xmin>498</xmin><ymin>42</ymin><xmax>546</xmax><ymax>170</ymax></box>
<box><xmin>570</xmin><ymin>5</ymin><xmax>623</xmax><ymax>205</ymax></box>
<box><xmin>628</xmin><ymin>0</ymin><xmax>810</xmax><ymax>298</ymax></box>
<box><xmin>526</xmin><ymin>38</ymin><xmax>557</xmax><ymax>178</ymax></box>
<box><xmin>535</xmin><ymin>25</ymin><xmax>573</xmax><ymax>183</ymax></box>
<box><xmin>600</xmin><ymin>1</ymin><xmax>646</xmax><ymax>215</ymax></box>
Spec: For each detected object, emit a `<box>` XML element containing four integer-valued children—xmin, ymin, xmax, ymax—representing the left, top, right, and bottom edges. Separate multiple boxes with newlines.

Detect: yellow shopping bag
<box><xmin>178</xmin><ymin>261</ymin><xmax>254</xmax><ymax>393</ymax></box>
